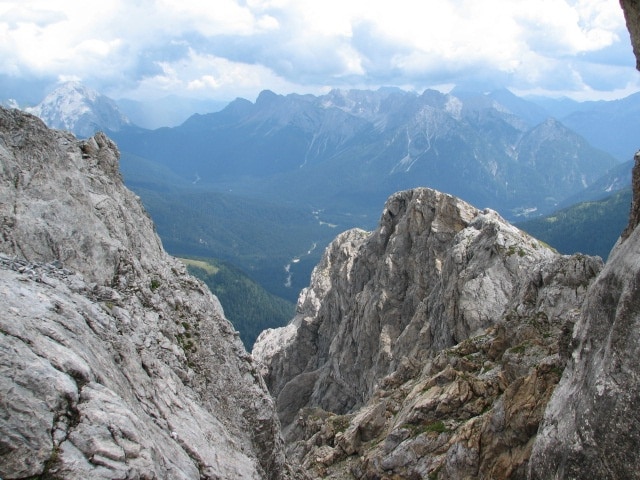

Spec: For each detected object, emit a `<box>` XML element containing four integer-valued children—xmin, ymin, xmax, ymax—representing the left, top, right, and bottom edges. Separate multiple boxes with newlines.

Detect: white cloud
<box><xmin>0</xmin><ymin>0</ymin><xmax>637</xmax><ymax>102</ymax></box>
<box><xmin>156</xmin><ymin>0</ymin><xmax>279</xmax><ymax>36</ymax></box>
<box><xmin>126</xmin><ymin>49</ymin><xmax>306</xmax><ymax>101</ymax></box>
<box><xmin>1</xmin><ymin>3</ymin><xmax>67</xmax><ymax>28</ymax></box>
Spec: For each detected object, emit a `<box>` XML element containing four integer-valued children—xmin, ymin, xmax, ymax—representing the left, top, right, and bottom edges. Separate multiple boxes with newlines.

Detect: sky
<box><xmin>1</xmin><ymin>0</ymin><xmax>639</xmax><ymax>105</ymax></box>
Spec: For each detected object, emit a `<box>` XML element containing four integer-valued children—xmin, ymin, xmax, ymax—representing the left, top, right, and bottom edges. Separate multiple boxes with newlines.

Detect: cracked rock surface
<box><xmin>254</xmin><ymin>188</ymin><xmax>562</xmax><ymax>429</ymax></box>
<box><xmin>254</xmin><ymin>187</ymin><xmax>602</xmax><ymax>478</ymax></box>
<box><xmin>0</xmin><ymin>107</ymin><xmax>300</xmax><ymax>480</ymax></box>
<box><xmin>527</xmin><ymin>6</ymin><xmax>640</xmax><ymax>478</ymax></box>
<box><xmin>527</xmin><ymin>155</ymin><xmax>640</xmax><ymax>479</ymax></box>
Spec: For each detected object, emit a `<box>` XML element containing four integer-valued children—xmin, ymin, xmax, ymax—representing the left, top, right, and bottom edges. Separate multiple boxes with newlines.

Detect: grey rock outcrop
<box><xmin>0</xmin><ymin>107</ymin><xmax>299</xmax><ymax>479</ymax></box>
<box><xmin>253</xmin><ymin>187</ymin><xmax>602</xmax><ymax>477</ymax></box>
<box><xmin>255</xmin><ymin>189</ymin><xmax>556</xmax><ymax>427</ymax></box>
<box><xmin>525</xmin><ymin>4</ymin><xmax>640</xmax><ymax>478</ymax></box>
<box><xmin>527</xmin><ymin>190</ymin><xmax>640</xmax><ymax>478</ymax></box>
<box><xmin>288</xmin><ymin>252</ymin><xmax>599</xmax><ymax>479</ymax></box>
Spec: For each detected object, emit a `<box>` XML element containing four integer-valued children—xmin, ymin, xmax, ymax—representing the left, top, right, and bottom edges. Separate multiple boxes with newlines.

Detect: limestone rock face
<box><xmin>289</xmin><ymin>252</ymin><xmax>600</xmax><ymax>479</ymax></box>
<box><xmin>527</xmin><ymin>150</ymin><xmax>640</xmax><ymax>480</ymax></box>
<box><xmin>526</xmin><ymin>5</ymin><xmax>640</xmax><ymax>478</ymax></box>
<box><xmin>527</xmin><ymin>217</ymin><xmax>640</xmax><ymax>479</ymax></box>
<box><xmin>254</xmin><ymin>189</ymin><xmax>556</xmax><ymax>427</ymax></box>
<box><xmin>0</xmin><ymin>109</ymin><xmax>155</xmax><ymax>286</ymax></box>
<box><xmin>0</xmin><ymin>107</ymin><xmax>299</xmax><ymax>480</ymax></box>
<box><xmin>253</xmin><ymin>187</ymin><xmax>602</xmax><ymax>478</ymax></box>
<box><xmin>621</xmin><ymin>0</ymin><xmax>640</xmax><ymax>71</ymax></box>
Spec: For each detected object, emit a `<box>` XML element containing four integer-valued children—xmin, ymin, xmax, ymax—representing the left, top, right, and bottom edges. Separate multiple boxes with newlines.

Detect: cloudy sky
<box><xmin>1</xmin><ymin>0</ymin><xmax>639</xmax><ymax>104</ymax></box>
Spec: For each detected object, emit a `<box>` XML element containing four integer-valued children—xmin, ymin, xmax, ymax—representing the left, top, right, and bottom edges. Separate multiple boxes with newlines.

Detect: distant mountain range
<box><xmin>16</xmin><ymin>82</ymin><xmax>639</xmax><ymax>310</ymax></box>
<box><xmin>532</xmin><ymin>93</ymin><xmax>640</xmax><ymax>162</ymax></box>
<box><xmin>111</xmin><ymin>87</ymin><xmax>622</xmax><ymax>221</ymax></box>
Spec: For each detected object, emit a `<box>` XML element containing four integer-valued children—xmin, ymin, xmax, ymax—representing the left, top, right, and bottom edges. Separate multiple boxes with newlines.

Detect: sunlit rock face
<box><xmin>0</xmin><ymin>107</ymin><xmax>301</xmax><ymax>480</ymax></box>
<box><xmin>25</xmin><ymin>81</ymin><xmax>131</xmax><ymax>138</ymax></box>
<box><xmin>526</xmin><ymin>5</ymin><xmax>640</xmax><ymax>479</ymax></box>
<box><xmin>621</xmin><ymin>0</ymin><xmax>640</xmax><ymax>71</ymax></box>
<box><xmin>254</xmin><ymin>185</ymin><xmax>602</xmax><ymax>478</ymax></box>
<box><xmin>255</xmin><ymin>188</ymin><xmax>558</xmax><ymax>427</ymax></box>
<box><xmin>528</xmin><ymin>190</ymin><xmax>640</xmax><ymax>478</ymax></box>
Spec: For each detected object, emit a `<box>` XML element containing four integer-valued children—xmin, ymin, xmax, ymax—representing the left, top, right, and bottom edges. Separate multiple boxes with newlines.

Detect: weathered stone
<box><xmin>0</xmin><ymin>108</ymin><xmax>301</xmax><ymax>479</ymax></box>
<box><xmin>254</xmin><ymin>182</ymin><xmax>601</xmax><ymax>478</ymax></box>
<box><xmin>526</xmin><ymin>6</ymin><xmax>640</xmax><ymax>479</ymax></box>
<box><xmin>528</xmin><ymin>194</ymin><xmax>640</xmax><ymax>479</ymax></box>
<box><xmin>254</xmin><ymin>190</ymin><xmax>562</xmax><ymax>437</ymax></box>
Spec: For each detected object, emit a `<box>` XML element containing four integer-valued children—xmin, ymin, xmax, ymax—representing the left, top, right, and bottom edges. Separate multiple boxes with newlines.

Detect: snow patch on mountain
<box><xmin>444</xmin><ymin>95</ymin><xmax>463</xmax><ymax>119</ymax></box>
<box><xmin>1</xmin><ymin>99</ymin><xmax>20</xmax><ymax>109</ymax></box>
<box><xmin>26</xmin><ymin>81</ymin><xmax>130</xmax><ymax>138</ymax></box>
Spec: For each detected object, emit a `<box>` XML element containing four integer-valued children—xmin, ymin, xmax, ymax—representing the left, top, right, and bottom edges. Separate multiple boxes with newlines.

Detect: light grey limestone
<box><xmin>254</xmin><ymin>188</ymin><xmax>558</xmax><ymax>432</ymax></box>
<box><xmin>254</xmin><ymin>185</ymin><xmax>603</xmax><ymax>479</ymax></box>
<box><xmin>528</xmin><ymin>166</ymin><xmax>640</xmax><ymax>479</ymax></box>
<box><xmin>0</xmin><ymin>107</ymin><xmax>299</xmax><ymax>480</ymax></box>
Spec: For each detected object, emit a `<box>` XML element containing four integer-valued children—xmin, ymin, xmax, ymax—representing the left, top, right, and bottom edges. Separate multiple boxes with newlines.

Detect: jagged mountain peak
<box><xmin>26</xmin><ymin>81</ymin><xmax>130</xmax><ymax>138</ymax></box>
<box><xmin>56</xmin><ymin>80</ymin><xmax>100</xmax><ymax>100</ymax></box>
<box><xmin>253</xmin><ymin>185</ymin><xmax>602</xmax><ymax>477</ymax></box>
<box><xmin>254</xmin><ymin>187</ymin><xmax>562</xmax><ymax>419</ymax></box>
<box><xmin>255</xmin><ymin>88</ymin><xmax>282</xmax><ymax>105</ymax></box>
<box><xmin>112</xmin><ymin>86</ymin><xmax>618</xmax><ymax>221</ymax></box>
<box><xmin>319</xmin><ymin>87</ymin><xmax>417</xmax><ymax>119</ymax></box>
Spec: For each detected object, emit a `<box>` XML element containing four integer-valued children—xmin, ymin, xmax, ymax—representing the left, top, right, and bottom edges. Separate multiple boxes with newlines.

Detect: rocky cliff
<box><xmin>525</xmin><ymin>3</ymin><xmax>640</xmax><ymax>476</ymax></box>
<box><xmin>0</xmin><ymin>107</ymin><xmax>299</xmax><ymax>479</ymax></box>
<box><xmin>253</xmin><ymin>188</ymin><xmax>602</xmax><ymax>478</ymax></box>
<box><xmin>527</xmin><ymin>153</ymin><xmax>640</xmax><ymax>478</ymax></box>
